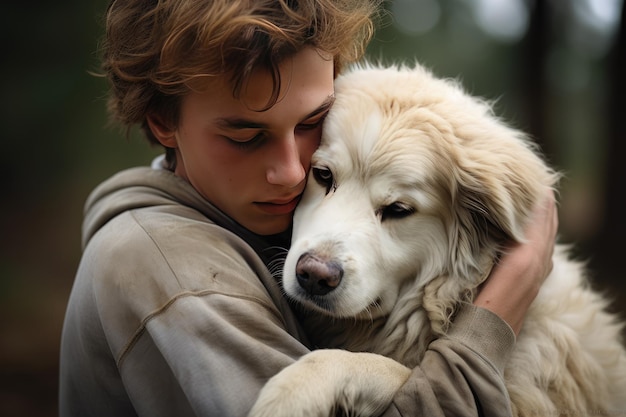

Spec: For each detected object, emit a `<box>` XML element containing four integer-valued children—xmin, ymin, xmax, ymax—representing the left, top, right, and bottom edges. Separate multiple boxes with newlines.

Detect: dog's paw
<box><xmin>248</xmin><ymin>349</ymin><xmax>411</xmax><ymax>417</ymax></box>
<box><xmin>248</xmin><ymin>351</ymin><xmax>338</xmax><ymax>417</ymax></box>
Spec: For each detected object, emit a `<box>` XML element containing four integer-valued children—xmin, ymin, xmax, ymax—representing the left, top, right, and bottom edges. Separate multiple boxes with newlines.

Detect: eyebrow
<box><xmin>216</xmin><ymin>94</ymin><xmax>335</xmax><ymax>130</ymax></box>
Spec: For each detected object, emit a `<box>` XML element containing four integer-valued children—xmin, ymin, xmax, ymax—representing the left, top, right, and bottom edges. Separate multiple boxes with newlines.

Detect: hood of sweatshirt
<box><xmin>82</xmin><ymin>166</ymin><xmax>291</xmax><ymax>262</ymax></box>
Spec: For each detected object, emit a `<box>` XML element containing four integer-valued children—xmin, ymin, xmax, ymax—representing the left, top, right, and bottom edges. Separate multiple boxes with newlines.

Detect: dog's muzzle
<box><xmin>295</xmin><ymin>252</ymin><xmax>344</xmax><ymax>296</ymax></box>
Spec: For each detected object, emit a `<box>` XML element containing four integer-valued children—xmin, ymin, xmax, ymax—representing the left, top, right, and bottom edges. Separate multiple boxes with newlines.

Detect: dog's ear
<box><xmin>448</xmin><ymin>124</ymin><xmax>557</xmax><ymax>271</ymax></box>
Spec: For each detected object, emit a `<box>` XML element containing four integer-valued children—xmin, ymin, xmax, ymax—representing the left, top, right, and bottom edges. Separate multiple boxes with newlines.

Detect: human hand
<box><xmin>474</xmin><ymin>189</ymin><xmax>558</xmax><ymax>336</ymax></box>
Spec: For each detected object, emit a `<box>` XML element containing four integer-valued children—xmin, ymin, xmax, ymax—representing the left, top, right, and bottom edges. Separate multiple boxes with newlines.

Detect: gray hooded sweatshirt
<box><xmin>59</xmin><ymin>165</ymin><xmax>515</xmax><ymax>416</ymax></box>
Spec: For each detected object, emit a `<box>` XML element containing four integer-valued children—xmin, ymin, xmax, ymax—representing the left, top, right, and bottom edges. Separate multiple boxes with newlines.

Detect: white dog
<box><xmin>249</xmin><ymin>63</ymin><xmax>626</xmax><ymax>417</ymax></box>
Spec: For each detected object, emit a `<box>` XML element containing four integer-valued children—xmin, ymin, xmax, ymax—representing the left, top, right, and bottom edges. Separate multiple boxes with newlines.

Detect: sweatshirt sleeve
<box><xmin>382</xmin><ymin>303</ymin><xmax>516</xmax><ymax>417</ymax></box>
<box><xmin>78</xmin><ymin>208</ymin><xmax>311</xmax><ymax>417</ymax></box>
<box><xmin>118</xmin><ymin>292</ymin><xmax>310</xmax><ymax>417</ymax></box>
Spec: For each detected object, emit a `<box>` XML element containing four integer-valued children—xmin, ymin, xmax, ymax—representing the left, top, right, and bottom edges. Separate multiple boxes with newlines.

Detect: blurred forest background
<box><xmin>1</xmin><ymin>0</ymin><xmax>624</xmax><ymax>415</ymax></box>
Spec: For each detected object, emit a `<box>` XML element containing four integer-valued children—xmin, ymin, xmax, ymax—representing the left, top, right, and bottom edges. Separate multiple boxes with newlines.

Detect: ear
<box><xmin>146</xmin><ymin>113</ymin><xmax>178</xmax><ymax>148</ymax></box>
<box><xmin>448</xmin><ymin>127</ymin><xmax>557</xmax><ymax>276</ymax></box>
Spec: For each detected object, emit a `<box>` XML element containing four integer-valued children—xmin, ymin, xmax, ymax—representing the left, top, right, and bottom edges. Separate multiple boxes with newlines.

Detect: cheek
<box><xmin>298</xmin><ymin>133</ymin><xmax>323</xmax><ymax>171</ymax></box>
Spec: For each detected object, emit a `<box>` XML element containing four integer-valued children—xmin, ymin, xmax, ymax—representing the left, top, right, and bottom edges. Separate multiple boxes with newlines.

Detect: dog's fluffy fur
<box><xmin>249</xmin><ymin>63</ymin><xmax>626</xmax><ymax>417</ymax></box>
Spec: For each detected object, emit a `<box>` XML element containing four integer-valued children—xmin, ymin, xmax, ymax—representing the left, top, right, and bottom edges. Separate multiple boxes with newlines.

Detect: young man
<box><xmin>59</xmin><ymin>1</ymin><xmax>557</xmax><ymax>415</ymax></box>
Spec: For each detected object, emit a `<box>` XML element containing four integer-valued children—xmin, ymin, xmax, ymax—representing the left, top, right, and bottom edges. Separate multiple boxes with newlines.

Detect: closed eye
<box><xmin>225</xmin><ymin>132</ymin><xmax>265</xmax><ymax>149</ymax></box>
<box><xmin>377</xmin><ymin>202</ymin><xmax>415</xmax><ymax>221</ymax></box>
<box><xmin>296</xmin><ymin>112</ymin><xmax>328</xmax><ymax>132</ymax></box>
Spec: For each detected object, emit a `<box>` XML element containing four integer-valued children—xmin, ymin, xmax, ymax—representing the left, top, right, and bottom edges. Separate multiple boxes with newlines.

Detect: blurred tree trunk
<box><xmin>520</xmin><ymin>0</ymin><xmax>551</xmax><ymax>158</ymax></box>
<box><xmin>588</xmin><ymin>1</ymin><xmax>626</xmax><ymax>298</ymax></box>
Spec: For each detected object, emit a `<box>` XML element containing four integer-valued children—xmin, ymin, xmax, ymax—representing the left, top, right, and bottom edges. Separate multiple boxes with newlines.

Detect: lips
<box><xmin>255</xmin><ymin>194</ymin><xmax>302</xmax><ymax>215</ymax></box>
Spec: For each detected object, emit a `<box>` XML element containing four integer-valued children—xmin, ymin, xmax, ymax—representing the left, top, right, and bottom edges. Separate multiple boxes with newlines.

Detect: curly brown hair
<box><xmin>101</xmin><ymin>0</ymin><xmax>381</xmax><ymax>150</ymax></box>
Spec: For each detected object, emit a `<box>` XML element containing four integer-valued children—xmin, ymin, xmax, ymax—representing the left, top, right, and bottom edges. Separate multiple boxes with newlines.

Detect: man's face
<box><xmin>155</xmin><ymin>47</ymin><xmax>335</xmax><ymax>235</ymax></box>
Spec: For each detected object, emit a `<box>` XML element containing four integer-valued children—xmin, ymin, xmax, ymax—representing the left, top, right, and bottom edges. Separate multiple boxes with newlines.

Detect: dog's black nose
<box><xmin>295</xmin><ymin>252</ymin><xmax>343</xmax><ymax>296</ymax></box>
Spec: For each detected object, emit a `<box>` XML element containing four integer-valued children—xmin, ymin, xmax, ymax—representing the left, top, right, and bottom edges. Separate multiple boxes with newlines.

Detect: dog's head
<box><xmin>282</xmin><ymin>63</ymin><xmax>558</xmax><ymax>319</ymax></box>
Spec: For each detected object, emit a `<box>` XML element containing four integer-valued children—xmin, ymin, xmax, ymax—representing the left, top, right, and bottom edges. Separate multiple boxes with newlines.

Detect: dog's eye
<box><xmin>312</xmin><ymin>167</ymin><xmax>335</xmax><ymax>194</ymax></box>
<box><xmin>378</xmin><ymin>202</ymin><xmax>415</xmax><ymax>221</ymax></box>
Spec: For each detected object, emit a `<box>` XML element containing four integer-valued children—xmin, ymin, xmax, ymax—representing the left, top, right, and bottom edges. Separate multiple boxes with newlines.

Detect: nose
<box><xmin>295</xmin><ymin>252</ymin><xmax>343</xmax><ymax>296</ymax></box>
<box><xmin>266</xmin><ymin>135</ymin><xmax>306</xmax><ymax>187</ymax></box>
